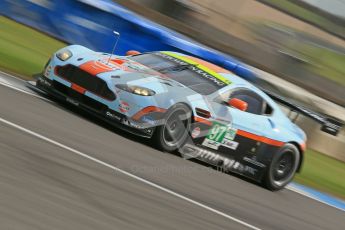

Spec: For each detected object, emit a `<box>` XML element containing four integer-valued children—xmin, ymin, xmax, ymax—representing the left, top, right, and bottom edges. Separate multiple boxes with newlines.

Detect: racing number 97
<box><xmin>208</xmin><ymin>124</ymin><xmax>227</xmax><ymax>142</ymax></box>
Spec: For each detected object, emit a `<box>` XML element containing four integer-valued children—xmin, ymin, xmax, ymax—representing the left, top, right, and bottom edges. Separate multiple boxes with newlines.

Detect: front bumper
<box><xmin>34</xmin><ymin>75</ymin><xmax>155</xmax><ymax>138</ymax></box>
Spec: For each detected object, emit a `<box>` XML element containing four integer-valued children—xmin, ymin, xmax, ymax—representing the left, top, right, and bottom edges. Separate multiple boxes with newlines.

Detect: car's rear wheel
<box><xmin>263</xmin><ymin>143</ymin><xmax>300</xmax><ymax>191</ymax></box>
<box><xmin>152</xmin><ymin>104</ymin><xmax>192</xmax><ymax>152</ymax></box>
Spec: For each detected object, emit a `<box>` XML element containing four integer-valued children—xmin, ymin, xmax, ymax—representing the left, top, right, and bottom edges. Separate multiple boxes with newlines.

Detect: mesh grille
<box><xmin>52</xmin><ymin>81</ymin><xmax>108</xmax><ymax>112</ymax></box>
<box><xmin>55</xmin><ymin>65</ymin><xmax>115</xmax><ymax>101</ymax></box>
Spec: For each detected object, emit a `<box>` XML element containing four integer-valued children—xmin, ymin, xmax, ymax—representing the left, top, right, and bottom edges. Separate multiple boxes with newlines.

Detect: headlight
<box><xmin>56</xmin><ymin>50</ymin><xmax>72</xmax><ymax>61</ymax></box>
<box><xmin>116</xmin><ymin>84</ymin><xmax>155</xmax><ymax>96</ymax></box>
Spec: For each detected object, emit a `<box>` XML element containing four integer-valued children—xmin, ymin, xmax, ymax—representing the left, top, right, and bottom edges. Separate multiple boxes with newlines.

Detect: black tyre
<box><xmin>263</xmin><ymin>143</ymin><xmax>300</xmax><ymax>191</ymax></box>
<box><xmin>152</xmin><ymin>104</ymin><xmax>192</xmax><ymax>152</ymax></box>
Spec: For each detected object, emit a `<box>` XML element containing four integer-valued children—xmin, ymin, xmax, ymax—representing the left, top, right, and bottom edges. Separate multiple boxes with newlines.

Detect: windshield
<box><xmin>128</xmin><ymin>52</ymin><xmax>226</xmax><ymax>95</ymax></box>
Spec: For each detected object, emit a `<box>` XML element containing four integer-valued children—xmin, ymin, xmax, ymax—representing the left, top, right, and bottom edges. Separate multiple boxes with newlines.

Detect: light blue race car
<box><xmin>34</xmin><ymin>45</ymin><xmax>342</xmax><ymax>190</ymax></box>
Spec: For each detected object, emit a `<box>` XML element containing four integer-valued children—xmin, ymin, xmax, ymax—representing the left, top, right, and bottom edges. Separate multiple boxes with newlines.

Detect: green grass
<box><xmin>258</xmin><ymin>0</ymin><xmax>344</xmax><ymax>39</ymax></box>
<box><xmin>294</xmin><ymin>149</ymin><xmax>345</xmax><ymax>200</ymax></box>
<box><xmin>0</xmin><ymin>16</ymin><xmax>66</xmax><ymax>79</ymax></box>
<box><xmin>291</xmin><ymin>43</ymin><xmax>345</xmax><ymax>86</ymax></box>
<box><xmin>1</xmin><ymin>16</ymin><xmax>345</xmax><ymax>200</ymax></box>
<box><xmin>300</xmin><ymin>46</ymin><xmax>345</xmax><ymax>86</ymax></box>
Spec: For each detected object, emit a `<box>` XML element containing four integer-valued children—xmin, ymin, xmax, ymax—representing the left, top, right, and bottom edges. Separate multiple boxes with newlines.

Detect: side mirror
<box><xmin>126</xmin><ymin>50</ymin><xmax>141</xmax><ymax>56</ymax></box>
<box><xmin>228</xmin><ymin>98</ymin><xmax>248</xmax><ymax>111</ymax></box>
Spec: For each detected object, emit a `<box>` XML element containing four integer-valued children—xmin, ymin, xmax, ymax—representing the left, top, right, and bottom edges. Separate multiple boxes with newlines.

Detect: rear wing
<box><xmin>263</xmin><ymin>90</ymin><xmax>344</xmax><ymax>136</ymax></box>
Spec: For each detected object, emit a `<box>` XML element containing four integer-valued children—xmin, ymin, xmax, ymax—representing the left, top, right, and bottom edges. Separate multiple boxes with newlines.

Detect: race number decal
<box><xmin>207</xmin><ymin>122</ymin><xmax>228</xmax><ymax>142</ymax></box>
<box><xmin>202</xmin><ymin>122</ymin><xmax>238</xmax><ymax>150</ymax></box>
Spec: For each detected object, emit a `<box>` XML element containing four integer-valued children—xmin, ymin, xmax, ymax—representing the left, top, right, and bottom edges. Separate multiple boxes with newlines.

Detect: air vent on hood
<box><xmin>160</xmin><ymin>81</ymin><xmax>172</xmax><ymax>86</ymax></box>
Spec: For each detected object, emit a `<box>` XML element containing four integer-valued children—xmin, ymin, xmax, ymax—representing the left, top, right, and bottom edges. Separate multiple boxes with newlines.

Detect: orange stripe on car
<box><xmin>237</xmin><ymin>129</ymin><xmax>284</xmax><ymax>147</ymax></box>
<box><xmin>71</xmin><ymin>83</ymin><xmax>86</xmax><ymax>94</ymax></box>
<box><xmin>194</xmin><ymin>116</ymin><xmax>212</xmax><ymax>126</ymax></box>
<box><xmin>185</xmin><ymin>56</ymin><xmax>231</xmax><ymax>74</ymax></box>
<box><xmin>110</xmin><ymin>59</ymin><xmax>126</xmax><ymax>65</ymax></box>
<box><xmin>79</xmin><ymin>61</ymin><xmax>113</xmax><ymax>75</ymax></box>
<box><xmin>132</xmin><ymin>106</ymin><xmax>167</xmax><ymax>120</ymax></box>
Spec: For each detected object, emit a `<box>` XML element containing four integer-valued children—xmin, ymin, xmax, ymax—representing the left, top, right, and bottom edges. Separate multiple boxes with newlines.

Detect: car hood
<box><xmin>83</xmin><ymin>56</ymin><xmax>194</xmax><ymax>95</ymax></box>
<box><xmin>109</xmin><ymin>72</ymin><xmax>187</xmax><ymax>94</ymax></box>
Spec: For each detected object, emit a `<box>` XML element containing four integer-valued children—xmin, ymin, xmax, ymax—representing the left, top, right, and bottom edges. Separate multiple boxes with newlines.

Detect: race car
<box><xmin>33</xmin><ymin>45</ymin><xmax>342</xmax><ymax>190</ymax></box>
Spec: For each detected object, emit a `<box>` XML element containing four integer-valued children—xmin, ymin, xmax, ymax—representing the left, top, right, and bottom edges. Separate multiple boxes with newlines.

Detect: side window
<box><xmin>216</xmin><ymin>88</ymin><xmax>274</xmax><ymax>115</ymax></box>
<box><xmin>230</xmin><ymin>90</ymin><xmax>263</xmax><ymax>114</ymax></box>
<box><xmin>215</xmin><ymin>88</ymin><xmax>274</xmax><ymax>115</ymax></box>
<box><xmin>263</xmin><ymin>103</ymin><xmax>273</xmax><ymax>115</ymax></box>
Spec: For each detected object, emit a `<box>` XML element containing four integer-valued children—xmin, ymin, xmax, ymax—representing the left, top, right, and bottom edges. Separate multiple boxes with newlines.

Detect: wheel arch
<box><xmin>166</xmin><ymin>102</ymin><xmax>195</xmax><ymax>122</ymax></box>
<box><xmin>152</xmin><ymin>102</ymin><xmax>194</xmax><ymax>152</ymax></box>
<box><xmin>288</xmin><ymin>141</ymin><xmax>304</xmax><ymax>173</ymax></box>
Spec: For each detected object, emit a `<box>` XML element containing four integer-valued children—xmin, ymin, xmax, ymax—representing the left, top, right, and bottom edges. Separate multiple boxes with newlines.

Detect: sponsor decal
<box><xmin>79</xmin><ymin>60</ymin><xmax>114</xmax><ymax>75</ymax></box>
<box><xmin>119</xmin><ymin>101</ymin><xmax>130</xmax><ymax>113</ymax></box>
<box><xmin>189</xmin><ymin>66</ymin><xmax>226</xmax><ymax>86</ymax></box>
<box><xmin>182</xmin><ymin>144</ymin><xmax>257</xmax><ymax>175</ymax></box>
<box><xmin>221</xmin><ymin>139</ymin><xmax>238</xmax><ymax>150</ymax></box>
<box><xmin>202</xmin><ymin>138</ymin><xmax>220</xmax><ymax>150</ymax></box>
<box><xmin>157</xmin><ymin>52</ymin><xmax>231</xmax><ymax>87</ymax></box>
<box><xmin>121</xmin><ymin>118</ymin><xmax>146</xmax><ymax>130</ymax></box>
<box><xmin>106</xmin><ymin>111</ymin><xmax>121</xmax><ymax>121</ymax></box>
<box><xmin>224</xmin><ymin>128</ymin><xmax>237</xmax><ymax>140</ymax></box>
<box><xmin>106</xmin><ymin>110</ymin><xmax>152</xmax><ymax>131</ymax></box>
<box><xmin>99</xmin><ymin>58</ymin><xmax>132</xmax><ymax>72</ymax></box>
<box><xmin>191</xmin><ymin>127</ymin><xmax>201</xmax><ymax>138</ymax></box>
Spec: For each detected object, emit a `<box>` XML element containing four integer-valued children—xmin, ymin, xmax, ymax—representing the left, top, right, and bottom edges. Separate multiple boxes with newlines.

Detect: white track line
<box><xmin>0</xmin><ymin>80</ymin><xmax>48</xmax><ymax>100</ymax></box>
<box><xmin>0</xmin><ymin>70</ymin><xmax>26</xmax><ymax>82</ymax></box>
<box><xmin>0</xmin><ymin>117</ymin><xmax>261</xmax><ymax>230</ymax></box>
<box><xmin>287</xmin><ymin>185</ymin><xmax>345</xmax><ymax>213</ymax></box>
<box><xmin>0</xmin><ymin>73</ymin><xmax>51</xmax><ymax>102</ymax></box>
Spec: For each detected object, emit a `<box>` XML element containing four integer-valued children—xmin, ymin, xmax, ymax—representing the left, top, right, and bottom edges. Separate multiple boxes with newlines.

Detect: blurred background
<box><xmin>0</xmin><ymin>0</ymin><xmax>344</xmax><ymax>199</ymax></box>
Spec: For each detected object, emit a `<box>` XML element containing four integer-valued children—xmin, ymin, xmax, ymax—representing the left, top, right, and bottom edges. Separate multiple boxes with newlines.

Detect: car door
<box><xmin>215</xmin><ymin>87</ymin><xmax>274</xmax><ymax>158</ymax></box>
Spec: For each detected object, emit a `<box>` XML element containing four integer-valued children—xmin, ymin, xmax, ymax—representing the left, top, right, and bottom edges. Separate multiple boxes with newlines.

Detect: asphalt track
<box><xmin>0</xmin><ymin>72</ymin><xmax>344</xmax><ymax>230</ymax></box>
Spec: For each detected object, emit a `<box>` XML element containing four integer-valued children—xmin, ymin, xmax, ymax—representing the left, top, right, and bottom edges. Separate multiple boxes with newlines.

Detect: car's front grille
<box><xmin>52</xmin><ymin>79</ymin><xmax>69</xmax><ymax>95</ymax></box>
<box><xmin>52</xmin><ymin>81</ymin><xmax>107</xmax><ymax>112</ymax></box>
<box><xmin>55</xmin><ymin>64</ymin><xmax>116</xmax><ymax>101</ymax></box>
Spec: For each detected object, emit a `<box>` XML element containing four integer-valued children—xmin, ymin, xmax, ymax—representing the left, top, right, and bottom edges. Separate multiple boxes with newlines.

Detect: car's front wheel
<box><xmin>263</xmin><ymin>143</ymin><xmax>300</xmax><ymax>191</ymax></box>
<box><xmin>152</xmin><ymin>104</ymin><xmax>192</xmax><ymax>152</ymax></box>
